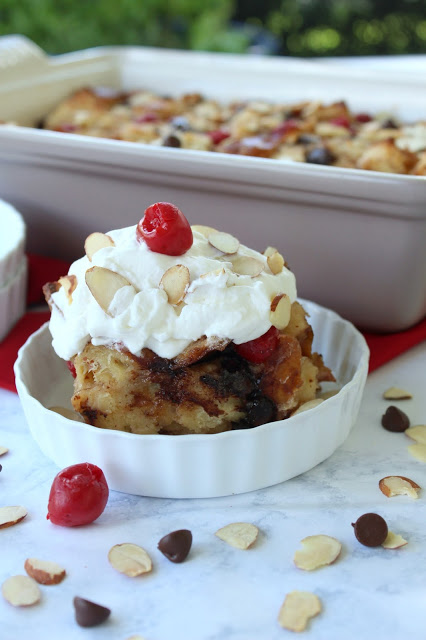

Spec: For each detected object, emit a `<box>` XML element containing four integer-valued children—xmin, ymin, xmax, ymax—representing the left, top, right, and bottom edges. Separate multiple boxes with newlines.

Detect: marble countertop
<box><xmin>0</xmin><ymin>342</ymin><xmax>425</xmax><ymax>640</ymax></box>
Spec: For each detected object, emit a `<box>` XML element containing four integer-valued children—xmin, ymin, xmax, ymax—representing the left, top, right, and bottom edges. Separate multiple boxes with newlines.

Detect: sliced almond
<box><xmin>382</xmin><ymin>531</ymin><xmax>408</xmax><ymax>549</ymax></box>
<box><xmin>58</xmin><ymin>275</ymin><xmax>77</xmax><ymax>304</ymax></box>
<box><xmin>405</xmin><ymin>425</ymin><xmax>426</xmax><ymax>444</ymax></box>
<box><xmin>2</xmin><ymin>575</ymin><xmax>40</xmax><ymax>607</ymax></box>
<box><xmin>85</xmin><ymin>266</ymin><xmax>131</xmax><ymax>316</ymax></box>
<box><xmin>231</xmin><ymin>256</ymin><xmax>264</xmax><ymax>277</ymax></box>
<box><xmin>24</xmin><ymin>558</ymin><xmax>66</xmax><ymax>585</ymax></box>
<box><xmin>208</xmin><ymin>231</ymin><xmax>239</xmax><ymax>254</ymax></box>
<box><xmin>270</xmin><ymin>293</ymin><xmax>284</xmax><ymax>313</ymax></box>
<box><xmin>292</xmin><ymin>398</ymin><xmax>324</xmax><ymax>416</ymax></box>
<box><xmin>84</xmin><ymin>232</ymin><xmax>115</xmax><ymax>261</ymax></box>
<box><xmin>379</xmin><ymin>475</ymin><xmax>420</xmax><ymax>499</ymax></box>
<box><xmin>191</xmin><ymin>224</ymin><xmax>217</xmax><ymax>237</ymax></box>
<box><xmin>278</xmin><ymin>590</ymin><xmax>321</xmax><ymax>632</ymax></box>
<box><xmin>267</xmin><ymin>251</ymin><xmax>285</xmax><ymax>275</ymax></box>
<box><xmin>200</xmin><ymin>268</ymin><xmax>226</xmax><ymax>279</ymax></box>
<box><xmin>174</xmin><ymin>301</ymin><xmax>186</xmax><ymax>316</ymax></box>
<box><xmin>294</xmin><ymin>535</ymin><xmax>342</xmax><ymax>571</ymax></box>
<box><xmin>108</xmin><ymin>543</ymin><xmax>152</xmax><ymax>577</ymax></box>
<box><xmin>383</xmin><ymin>386</ymin><xmax>413</xmax><ymax>400</ymax></box>
<box><xmin>0</xmin><ymin>506</ymin><xmax>27</xmax><ymax>529</ymax></box>
<box><xmin>172</xmin><ymin>335</ymin><xmax>230</xmax><ymax>368</ymax></box>
<box><xmin>215</xmin><ymin>522</ymin><xmax>259</xmax><ymax>550</ymax></box>
<box><xmin>159</xmin><ymin>264</ymin><xmax>190</xmax><ymax>305</ymax></box>
<box><xmin>270</xmin><ymin>293</ymin><xmax>291</xmax><ymax>329</ymax></box>
<box><xmin>407</xmin><ymin>443</ymin><xmax>426</xmax><ymax>463</ymax></box>
<box><xmin>263</xmin><ymin>246</ymin><xmax>278</xmax><ymax>257</ymax></box>
<box><xmin>49</xmin><ymin>406</ymin><xmax>83</xmax><ymax>422</ymax></box>
<box><xmin>43</xmin><ymin>280</ymin><xmax>61</xmax><ymax>312</ymax></box>
<box><xmin>0</xmin><ymin>446</ymin><xmax>8</xmax><ymax>456</ymax></box>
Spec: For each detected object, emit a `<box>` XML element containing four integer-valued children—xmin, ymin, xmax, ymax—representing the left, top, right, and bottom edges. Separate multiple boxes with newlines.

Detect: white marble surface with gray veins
<box><xmin>0</xmin><ymin>343</ymin><xmax>425</xmax><ymax>640</ymax></box>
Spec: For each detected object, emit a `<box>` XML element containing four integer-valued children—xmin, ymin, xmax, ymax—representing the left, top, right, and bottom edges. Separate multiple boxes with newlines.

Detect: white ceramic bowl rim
<box><xmin>13</xmin><ymin>299</ymin><xmax>370</xmax><ymax>497</ymax></box>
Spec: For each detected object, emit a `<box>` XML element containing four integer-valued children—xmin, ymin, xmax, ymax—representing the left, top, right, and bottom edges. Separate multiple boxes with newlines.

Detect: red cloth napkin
<box><xmin>0</xmin><ymin>252</ymin><xmax>69</xmax><ymax>392</ymax></box>
<box><xmin>26</xmin><ymin>253</ymin><xmax>71</xmax><ymax>306</ymax></box>
<box><xmin>363</xmin><ymin>319</ymin><xmax>426</xmax><ymax>372</ymax></box>
<box><xmin>1</xmin><ymin>255</ymin><xmax>425</xmax><ymax>393</ymax></box>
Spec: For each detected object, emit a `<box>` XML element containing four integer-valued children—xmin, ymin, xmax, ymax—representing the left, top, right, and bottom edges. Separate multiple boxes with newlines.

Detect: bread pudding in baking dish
<box><xmin>39</xmin><ymin>86</ymin><xmax>426</xmax><ymax>175</ymax></box>
<box><xmin>43</xmin><ymin>202</ymin><xmax>334</xmax><ymax>435</ymax></box>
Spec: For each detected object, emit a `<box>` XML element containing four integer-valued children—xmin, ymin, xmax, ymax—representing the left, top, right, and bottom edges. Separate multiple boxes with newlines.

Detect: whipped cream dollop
<box><xmin>49</xmin><ymin>226</ymin><xmax>297</xmax><ymax>361</ymax></box>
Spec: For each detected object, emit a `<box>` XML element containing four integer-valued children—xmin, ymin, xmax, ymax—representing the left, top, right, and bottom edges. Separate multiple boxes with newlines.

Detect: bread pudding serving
<box><xmin>40</xmin><ymin>86</ymin><xmax>426</xmax><ymax>175</ymax></box>
<box><xmin>43</xmin><ymin>202</ymin><xmax>334</xmax><ymax>435</ymax></box>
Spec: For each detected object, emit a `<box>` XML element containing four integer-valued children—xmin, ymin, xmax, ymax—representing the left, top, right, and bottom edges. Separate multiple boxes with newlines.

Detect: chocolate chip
<box><xmin>163</xmin><ymin>134</ymin><xmax>181</xmax><ymax>148</ymax></box>
<box><xmin>73</xmin><ymin>597</ymin><xmax>111</xmax><ymax>627</ymax></box>
<box><xmin>381</xmin><ymin>406</ymin><xmax>410</xmax><ymax>432</ymax></box>
<box><xmin>245</xmin><ymin>392</ymin><xmax>276</xmax><ymax>427</ymax></box>
<box><xmin>158</xmin><ymin>529</ymin><xmax>192</xmax><ymax>563</ymax></box>
<box><xmin>381</xmin><ymin>118</ymin><xmax>398</xmax><ymax>129</ymax></box>
<box><xmin>352</xmin><ymin>513</ymin><xmax>388</xmax><ymax>547</ymax></box>
<box><xmin>297</xmin><ymin>134</ymin><xmax>320</xmax><ymax>145</ymax></box>
<box><xmin>306</xmin><ymin>147</ymin><xmax>336</xmax><ymax>165</ymax></box>
<box><xmin>0</xmin><ymin>464</ymin><xmax>2</xmax><ymax>472</ymax></box>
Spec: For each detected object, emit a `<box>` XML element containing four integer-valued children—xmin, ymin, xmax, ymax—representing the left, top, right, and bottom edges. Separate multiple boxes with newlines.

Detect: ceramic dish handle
<box><xmin>0</xmin><ymin>35</ymin><xmax>47</xmax><ymax>76</ymax></box>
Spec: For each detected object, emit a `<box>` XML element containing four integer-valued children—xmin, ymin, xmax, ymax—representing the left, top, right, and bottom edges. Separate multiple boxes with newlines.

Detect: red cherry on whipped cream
<box><xmin>235</xmin><ymin>326</ymin><xmax>280</xmax><ymax>363</ymax></box>
<box><xmin>136</xmin><ymin>202</ymin><xmax>193</xmax><ymax>256</ymax></box>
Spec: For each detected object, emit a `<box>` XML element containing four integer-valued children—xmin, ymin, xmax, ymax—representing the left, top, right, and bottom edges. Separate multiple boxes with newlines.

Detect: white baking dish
<box><xmin>14</xmin><ymin>299</ymin><xmax>369</xmax><ymax>498</ymax></box>
<box><xmin>0</xmin><ymin>36</ymin><xmax>425</xmax><ymax>332</ymax></box>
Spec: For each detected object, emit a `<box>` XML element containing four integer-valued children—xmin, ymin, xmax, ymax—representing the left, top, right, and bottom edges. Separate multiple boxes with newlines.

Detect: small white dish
<box><xmin>0</xmin><ymin>198</ymin><xmax>26</xmax><ymax>287</ymax></box>
<box><xmin>0</xmin><ymin>257</ymin><xmax>27</xmax><ymax>341</ymax></box>
<box><xmin>14</xmin><ymin>300</ymin><xmax>369</xmax><ymax>498</ymax></box>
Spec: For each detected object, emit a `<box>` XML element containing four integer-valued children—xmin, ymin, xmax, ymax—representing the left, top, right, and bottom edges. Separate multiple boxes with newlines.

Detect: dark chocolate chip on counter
<box><xmin>352</xmin><ymin>513</ymin><xmax>388</xmax><ymax>547</ymax></box>
<box><xmin>73</xmin><ymin>596</ymin><xmax>111</xmax><ymax>627</ymax></box>
<box><xmin>381</xmin><ymin>406</ymin><xmax>410</xmax><ymax>432</ymax></box>
<box><xmin>163</xmin><ymin>134</ymin><xmax>181</xmax><ymax>148</ymax></box>
<box><xmin>158</xmin><ymin>529</ymin><xmax>193</xmax><ymax>563</ymax></box>
<box><xmin>305</xmin><ymin>146</ymin><xmax>336</xmax><ymax>165</ymax></box>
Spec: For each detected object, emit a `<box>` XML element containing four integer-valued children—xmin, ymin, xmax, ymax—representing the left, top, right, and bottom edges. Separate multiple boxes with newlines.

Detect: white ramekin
<box><xmin>0</xmin><ymin>198</ymin><xmax>26</xmax><ymax>287</ymax></box>
<box><xmin>14</xmin><ymin>300</ymin><xmax>369</xmax><ymax>498</ymax></box>
<box><xmin>0</xmin><ymin>257</ymin><xmax>27</xmax><ymax>341</ymax></box>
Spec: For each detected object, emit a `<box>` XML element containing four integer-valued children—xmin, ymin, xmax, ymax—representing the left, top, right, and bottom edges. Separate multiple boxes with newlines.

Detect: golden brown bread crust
<box><xmin>72</xmin><ymin>343</ymin><xmax>252</xmax><ymax>435</ymax></box>
<box><xmin>356</xmin><ymin>139</ymin><xmax>417</xmax><ymax>174</ymax></box>
<box><xmin>413</xmin><ymin>151</ymin><xmax>426</xmax><ymax>176</ymax></box>
<box><xmin>67</xmin><ymin>301</ymin><xmax>334</xmax><ymax>434</ymax></box>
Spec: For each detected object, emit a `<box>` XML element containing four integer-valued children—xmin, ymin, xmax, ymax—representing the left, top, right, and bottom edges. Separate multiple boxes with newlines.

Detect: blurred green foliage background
<box><xmin>0</xmin><ymin>0</ymin><xmax>425</xmax><ymax>57</ymax></box>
